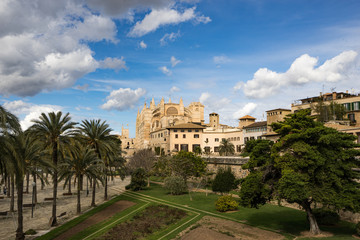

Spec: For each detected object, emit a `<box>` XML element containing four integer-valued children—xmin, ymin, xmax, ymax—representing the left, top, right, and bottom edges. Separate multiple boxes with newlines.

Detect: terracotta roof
<box><xmin>166</xmin><ymin>123</ymin><xmax>206</xmax><ymax>129</ymax></box>
<box><xmin>243</xmin><ymin>121</ymin><xmax>267</xmax><ymax>129</ymax></box>
<box><xmin>266</xmin><ymin>108</ymin><xmax>291</xmax><ymax>112</ymax></box>
<box><xmin>239</xmin><ymin>115</ymin><xmax>256</xmax><ymax>120</ymax></box>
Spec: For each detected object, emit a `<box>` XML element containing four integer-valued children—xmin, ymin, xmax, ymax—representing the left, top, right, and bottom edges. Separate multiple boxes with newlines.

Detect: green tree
<box><xmin>242</xmin><ymin>139</ymin><xmax>273</xmax><ymax>171</ymax></box>
<box><xmin>59</xmin><ymin>142</ymin><xmax>103</xmax><ymax>214</ymax></box>
<box><xmin>312</xmin><ymin>99</ymin><xmax>346</xmax><ymax>122</ymax></box>
<box><xmin>212</xmin><ymin>167</ymin><xmax>238</xmax><ymax>194</ymax></box>
<box><xmin>170</xmin><ymin>151</ymin><xmax>207</xmax><ymax>183</ymax></box>
<box><xmin>239</xmin><ymin>109</ymin><xmax>360</xmax><ymax>235</ymax></box>
<box><xmin>126</xmin><ymin>167</ymin><xmax>147</xmax><ymax>191</ymax></box>
<box><xmin>29</xmin><ymin>111</ymin><xmax>77</xmax><ymax>226</ymax></box>
<box><xmin>219</xmin><ymin>138</ymin><xmax>235</xmax><ymax>156</ymax></box>
<box><xmin>78</xmin><ymin>119</ymin><xmax>119</xmax><ymax>202</ymax></box>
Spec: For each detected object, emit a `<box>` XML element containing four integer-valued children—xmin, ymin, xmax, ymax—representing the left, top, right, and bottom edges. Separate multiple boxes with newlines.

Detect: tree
<box><xmin>312</xmin><ymin>99</ymin><xmax>346</xmax><ymax>122</ymax></box>
<box><xmin>242</xmin><ymin>139</ymin><xmax>273</xmax><ymax>171</ymax></box>
<box><xmin>212</xmin><ymin>167</ymin><xmax>238</xmax><ymax>194</ymax></box>
<box><xmin>127</xmin><ymin>149</ymin><xmax>155</xmax><ymax>187</ymax></box>
<box><xmin>78</xmin><ymin>119</ymin><xmax>119</xmax><ymax>202</ymax></box>
<box><xmin>239</xmin><ymin>109</ymin><xmax>360</xmax><ymax>235</ymax></box>
<box><xmin>169</xmin><ymin>151</ymin><xmax>207</xmax><ymax>183</ymax></box>
<box><xmin>125</xmin><ymin>168</ymin><xmax>147</xmax><ymax>191</ymax></box>
<box><xmin>29</xmin><ymin>111</ymin><xmax>76</xmax><ymax>226</ymax></box>
<box><xmin>219</xmin><ymin>138</ymin><xmax>235</xmax><ymax>156</ymax></box>
<box><xmin>59</xmin><ymin>142</ymin><xmax>103</xmax><ymax>214</ymax></box>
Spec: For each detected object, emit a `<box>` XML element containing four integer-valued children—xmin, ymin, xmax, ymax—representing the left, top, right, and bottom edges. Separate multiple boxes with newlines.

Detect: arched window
<box><xmin>166</xmin><ymin>107</ymin><xmax>178</xmax><ymax>115</ymax></box>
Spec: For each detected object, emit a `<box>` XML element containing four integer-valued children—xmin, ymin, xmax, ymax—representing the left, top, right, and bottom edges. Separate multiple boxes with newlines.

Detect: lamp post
<box><xmin>31</xmin><ymin>182</ymin><xmax>36</xmax><ymax>218</ymax></box>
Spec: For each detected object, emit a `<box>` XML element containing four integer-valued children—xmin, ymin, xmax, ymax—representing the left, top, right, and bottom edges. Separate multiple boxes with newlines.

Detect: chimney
<box><xmin>332</xmin><ymin>92</ymin><xmax>337</xmax><ymax>100</ymax></box>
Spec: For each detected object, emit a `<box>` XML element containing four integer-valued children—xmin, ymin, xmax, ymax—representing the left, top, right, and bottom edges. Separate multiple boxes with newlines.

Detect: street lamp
<box><xmin>31</xmin><ymin>182</ymin><xmax>36</xmax><ymax>218</ymax></box>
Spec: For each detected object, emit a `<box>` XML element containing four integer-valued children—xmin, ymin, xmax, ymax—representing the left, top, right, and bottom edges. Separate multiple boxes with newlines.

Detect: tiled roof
<box><xmin>243</xmin><ymin>121</ymin><xmax>267</xmax><ymax>129</ymax></box>
<box><xmin>166</xmin><ymin>123</ymin><xmax>206</xmax><ymax>129</ymax></box>
<box><xmin>266</xmin><ymin>108</ymin><xmax>291</xmax><ymax>112</ymax></box>
<box><xmin>239</xmin><ymin>115</ymin><xmax>255</xmax><ymax>120</ymax></box>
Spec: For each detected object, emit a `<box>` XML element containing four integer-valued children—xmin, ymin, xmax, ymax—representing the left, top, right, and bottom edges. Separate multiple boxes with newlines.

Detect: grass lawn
<box><xmin>39</xmin><ymin>183</ymin><xmax>358</xmax><ymax>240</ymax></box>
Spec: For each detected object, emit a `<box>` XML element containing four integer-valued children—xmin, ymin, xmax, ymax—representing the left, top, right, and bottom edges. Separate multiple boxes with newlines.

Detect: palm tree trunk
<box><xmin>104</xmin><ymin>169</ymin><xmax>108</xmax><ymax>200</ymax></box>
<box><xmin>10</xmin><ymin>175</ymin><xmax>15</xmax><ymax>212</ymax></box>
<box><xmin>41</xmin><ymin>172</ymin><xmax>45</xmax><ymax>190</ymax></box>
<box><xmin>51</xmin><ymin>143</ymin><xmax>58</xmax><ymax>226</ymax></box>
<box><xmin>33</xmin><ymin>173</ymin><xmax>37</xmax><ymax>204</ymax></box>
<box><xmin>7</xmin><ymin>175</ymin><xmax>10</xmax><ymax>197</ymax></box>
<box><xmin>91</xmin><ymin>178</ymin><xmax>96</xmax><ymax>207</ymax></box>
<box><xmin>15</xmin><ymin>179</ymin><xmax>24</xmax><ymax>240</ymax></box>
<box><xmin>68</xmin><ymin>176</ymin><xmax>72</xmax><ymax>194</ymax></box>
<box><xmin>25</xmin><ymin>172</ymin><xmax>29</xmax><ymax>194</ymax></box>
<box><xmin>77</xmin><ymin>175</ymin><xmax>81</xmax><ymax>214</ymax></box>
<box><xmin>80</xmin><ymin>175</ymin><xmax>83</xmax><ymax>191</ymax></box>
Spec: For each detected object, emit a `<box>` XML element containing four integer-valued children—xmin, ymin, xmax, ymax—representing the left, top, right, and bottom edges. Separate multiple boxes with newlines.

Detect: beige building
<box><xmin>118</xmin><ymin>126</ymin><xmax>135</xmax><ymax>157</ymax></box>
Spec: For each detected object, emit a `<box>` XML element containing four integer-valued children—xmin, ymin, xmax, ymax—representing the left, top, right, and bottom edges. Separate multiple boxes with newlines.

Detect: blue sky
<box><xmin>1</xmin><ymin>0</ymin><xmax>360</xmax><ymax>137</ymax></box>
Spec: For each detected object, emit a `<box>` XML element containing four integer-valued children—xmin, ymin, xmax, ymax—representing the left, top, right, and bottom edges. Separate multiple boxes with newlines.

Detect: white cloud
<box><xmin>3</xmin><ymin>100</ymin><xmax>62</xmax><ymax>130</ymax></box>
<box><xmin>74</xmin><ymin>84</ymin><xmax>90</xmax><ymax>92</ymax></box>
<box><xmin>170</xmin><ymin>86</ymin><xmax>180</xmax><ymax>93</ymax></box>
<box><xmin>160</xmin><ymin>31</ymin><xmax>181</xmax><ymax>45</ymax></box>
<box><xmin>101</xmin><ymin>88</ymin><xmax>146</xmax><ymax>111</ymax></box>
<box><xmin>159</xmin><ymin>66</ymin><xmax>172</xmax><ymax>76</ymax></box>
<box><xmin>233</xmin><ymin>103</ymin><xmax>257</xmax><ymax>119</ymax></box>
<box><xmin>199</xmin><ymin>92</ymin><xmax>231</xmax><ymax>111</ymax></box>
<box><xmin>171</xmin><ymin>56</ymin><xmax>181</xmax><ymax>67</ymax></box>
<box><xmin>99</xmin><ymin>57</ymin><xmax>128</xmax><ymax>71</ymax></box>
<box><xmin>139</xmin><ymin>40</ymin><xmax>147</xmax><ymax>49</ymax></box>
<box><xmin>128</xmin><ymin>7</ymin><xmax>210</xmax><ymax>37</ymax></box>
<box><xmin>213</xmin><ymin>55</ymin><xmax>231</xmax><ymax>64</ymax></box>
<box><xmin>241</xmin><ymin>50</ymin><xmax>358</xmax><ymax>99</ymax></box>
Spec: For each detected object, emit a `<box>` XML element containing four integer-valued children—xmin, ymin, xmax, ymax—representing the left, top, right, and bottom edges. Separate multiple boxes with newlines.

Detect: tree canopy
<box><xmin>239</xmin><ymin>109</ymin><xmax>360</xmax><ymax>235</ymax></box>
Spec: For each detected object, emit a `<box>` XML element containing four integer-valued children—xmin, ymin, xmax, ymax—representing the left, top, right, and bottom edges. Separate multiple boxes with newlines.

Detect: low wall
<box><xmin>203</xmin><ymin>156</ymin><xmax>249</xmax><ymax>178</ymax></box>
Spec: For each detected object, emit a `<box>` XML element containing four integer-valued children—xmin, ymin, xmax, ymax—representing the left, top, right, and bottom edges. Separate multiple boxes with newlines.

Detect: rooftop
<box><xmin>243</xmin><ymin>121</ymin><xmax>267</xmax><ymax>129</ymax></box>
<box><xmin>166</xmin><ymin>123</ymin><xmax>206</xmax><ymax>129</ymax></box>
<box><xmin>239</xmin><ymin>115</ymin><xmax>256</xmax><ymax>120</ymax></box>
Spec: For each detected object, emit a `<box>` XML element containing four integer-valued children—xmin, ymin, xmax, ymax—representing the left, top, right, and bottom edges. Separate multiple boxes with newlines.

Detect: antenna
<box><xmin>330</xmin><ymin>87</ymin><xmax>336</xmax><ymax>92</ymax></box>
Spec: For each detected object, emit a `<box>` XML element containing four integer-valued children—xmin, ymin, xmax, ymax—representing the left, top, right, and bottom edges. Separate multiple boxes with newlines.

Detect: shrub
<box><xmin>312</xmin><ymin>208</ymin><xmax>340</xmax><ymax>226</ymax></box>
<box><xmin>212</xmin><ymin>167</ymin><xmax>238</xmax><ymax>194</ymax></box>
<box><xmin>164</xmin><ymin>176</ymin><xmax>187</xmax><ymax>195</ymax></box>
<box><xmin>25</xmin><ymin>229</ymin><xmax>37</xmax><ymax>235</ymax></box>
<box><xmin>215</xmin><ymin>195</ymin><xmax>238</xmax><ymax>212</ymax></box>
<box><xmin>126</xmin><ymin>168</ymin><xmax>147</xmax><ymax>191</ymax></box>
<box><xmin>356</xmin><ymin>222</ymin><xmax>360</xmax><ymax>236</ymax></box>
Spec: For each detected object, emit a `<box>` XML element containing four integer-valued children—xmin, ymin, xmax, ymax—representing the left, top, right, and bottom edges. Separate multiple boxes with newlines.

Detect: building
<box><xmin>243</xmin><ymin>121</ymin><xmax>267</xmax><ymax>143</ymax></box>
<box><xmin>118</xmin><ymin>126</ymin><xmax>135</xmax><ymax>157</ymax></box>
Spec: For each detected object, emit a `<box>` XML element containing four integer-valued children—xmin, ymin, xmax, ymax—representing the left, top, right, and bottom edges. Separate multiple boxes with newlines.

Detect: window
<box><xmin>236</xmin><ymin>145</ymin><xmax>241</xmax><ymax>152</ymax></box>
<box><xmin>194</xmin><ymin>134</ymin><xmax>199</xmax><ymax>138</ymax></box>
<box><xmin>174</xmin><ymin>129</ymin><xmax>178</xmax><ymax>132</ymax></box>
<box><xmin>180</xmin><ymin>144</ymin><xmax>188</xmax><ymax>152</ymax></box>
<box><xmin>161</xmin><ymin>133</ymin><xmax>163</xmax><ymax>137</ymax></box>
<box><xmin>222</xmin><ymin>138</ymin><xmax>225</xmax><ymax>141</ymax></box>
<box><xmin>215</xmin><ymin>138</ymin><xmax>219</xmax><ymax>142</ymax></box>
<box><xmin>183</xmin><ymin>134</ymin><xmax>186</xmax><ymax>138</ymax></box>
<box><xmin>250</xmin><ymin>136</ymin><xmax>255</xmax><ymax>140</ymax></box>
<box><xmin>181</xmin><ymin>129</ymin><xmax>185</xmax><ymax>132</ymax></box>
<box><xmin>195</xmin><ymin>129</ymin><xmax>199</xmax><ymax>132</ymax></box>
<box><xmin>192</xmin><ymin>144</ymin><xmax>200</xmax><ymax>152</ymax></box>
<box><xmin>175</xmin><ymin>134</ymin><xmax>178</xmax><ymax>138</ymax></box>
<box><xmin>237</xmin><ymin>137</ymin><xmax>240</xmax><ymax>141</ymax></box>
<box><xmin>188</xmin><ymin>130</ymin><xmax>192</xmax><ymax>132</ymax></box>
<box><xmin>204</xmin><ymin>146</ymin><xmax>210</xmax><ymax>153</ymax></box>
<box><xmin>214</xmin><ymin>147</ymin><xmax>219</xmax><ymax>152</ymax></box>
<box><xmin>257</xmin><ymin>136</ymin><xmax>262</xmax><ymax>140</ymax></box>
<box><xmin>174</xmin><ymin>144</ymin><xmax>179</xmax><ymax>151</ymax></box>
<box><xmin>244</xmin><ymin>137</ymin><xmax>249</xmax><ymax>143</ymax></box>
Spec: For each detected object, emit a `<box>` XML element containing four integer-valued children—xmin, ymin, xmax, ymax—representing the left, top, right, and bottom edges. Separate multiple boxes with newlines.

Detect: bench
<box><xmin>62</xmin><ymin>192</ymin><xmax>73</xmax><ymax>196</ymax></box>
<box><xmin>44</xmin><ymin>198</ymin><xmax>54</xmax><ymax>201</ymax></box>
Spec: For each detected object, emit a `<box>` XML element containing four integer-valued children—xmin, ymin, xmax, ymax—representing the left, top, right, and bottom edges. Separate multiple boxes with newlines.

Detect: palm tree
<box><xmin>78</xmin><ymin>119</ymin><xmax>119</xmax><ymax>202</ymax></box>
<box><xmin>219</xmin><ymin>138</ymin><xmax>235</xmax><ymax>156</ymax></box>
<box><xmin>28</xmin><ymin>111</ymin><xmax>76</xmax><ymax>226</ymax></box>
<box><xmin>59</xmin><ymin>142</ymin><xmax>103</xmax><ymax>214</ymax></box>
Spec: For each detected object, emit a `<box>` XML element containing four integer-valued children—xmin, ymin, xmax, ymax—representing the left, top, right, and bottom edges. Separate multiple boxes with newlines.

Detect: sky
<box><xmin>1</xmin><ymin>0</ymin><xmax>360</xmax><ymax>137</ymax></box>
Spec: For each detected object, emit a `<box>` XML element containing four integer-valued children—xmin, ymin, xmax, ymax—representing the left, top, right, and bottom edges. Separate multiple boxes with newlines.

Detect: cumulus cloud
<box><xmin>233</xmin><ymin>103</ymin><xmax>257</xmax><ymax>119</ymax></box>
<box><xmin>139</xmin><ymin>40</ymin><xmax>147</xmax><ymax>49</ymax></box>
<box><xmin>241</xmin><ymin>50</ymin><xmax>358</xmax><ymax>99</ymax></box>
<box><xmin>160</xmin><ymin>31</ymin><xmax>181</xmax><ymax>45</ymax></box>
<box><xmin>170</xmin><ymin>86</ymin><xmax>180</xmax><ymax>93</ymax></box>
<box><xmin>159</xmin><ymin>66</ymin><xmax>172</xmax><ymax>76</ymax></box>
<box><xmin>99</xmin><ymin>57</ymin><xmax>128</xmax><ymax>71</ymax></box>
<box><xmin>0</xmin><ymin>0</ymin><xmax>126</xmax><ymax>97</ymax></box>
<box><xmin>170</xmin><ymin>56</ymin><xmax>181</xmax><ymax>67</ymax></box>
<box><xmin>3</xmin><ymin>100</ymin><xmax>62</xmax><ymax>130</ymax></box>
<box><xmin>101</xmin><ymin>88</ymin><xmax>146</xmax><ymax>111</ymax></box>
<box><xmin>128</xmin><ymin>7</ymin><xmax>210</xmax><ymax>37</ymax></box>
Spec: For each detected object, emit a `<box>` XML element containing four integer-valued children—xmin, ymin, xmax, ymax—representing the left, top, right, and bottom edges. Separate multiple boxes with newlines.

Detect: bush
<box><xmin>215</xmin><ymin>195</ymin><xmax>239</xmax><ymax>212</ymax></box>
<box><xmin>164</xmin><ymin>176</ymin><xmax>187</xmax><ymax>195</ymax></box>
<box><xmin>212</xmin><ymin>167</ymin><xmax>237</xmax><ymax>194</ymax></box>
<box><xmin>25</xmin><ymin>229</ymin><xmax>37</xmax><ymax>235</ymax></box>
<box><xmin>356</xmin><ymin>222</ymin><xmax>360</xmax><ymax>236</ymax></box>
<box><xmin>312</xmin><ymin>208</ymin><xmax>340</xmax><ymax>226</ymax></box>
<box><xmin>126</xmin><ymin>168</ymin><xmax>147</xmax><ymax>191</ymax></box>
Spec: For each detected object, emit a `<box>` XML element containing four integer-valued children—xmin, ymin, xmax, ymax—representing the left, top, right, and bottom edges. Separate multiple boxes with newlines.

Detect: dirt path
<box><xmin>54</xmin><ymin>200</ymin><xmax>135</xmax><ymax>240</ymax></box>
<box><xmin>179</xmin><ymin>216</ymin><xmax>285</xmax><ymax>240</ymax></box>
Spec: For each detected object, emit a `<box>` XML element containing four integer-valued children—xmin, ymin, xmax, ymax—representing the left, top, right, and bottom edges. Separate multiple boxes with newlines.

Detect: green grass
<box><xmin>39</xmin><ymin>183</ymin><xmax>358</xmax><ymax>240</ymax></box>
